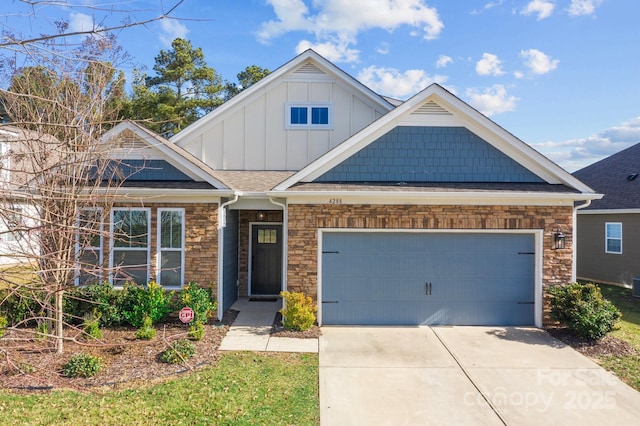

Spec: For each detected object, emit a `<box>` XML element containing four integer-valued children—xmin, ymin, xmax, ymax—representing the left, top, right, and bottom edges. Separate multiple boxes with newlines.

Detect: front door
<box><xmin>250</xmin><ymin>224</ymin><xmax>283</xmax><ymax>295</ymax></box>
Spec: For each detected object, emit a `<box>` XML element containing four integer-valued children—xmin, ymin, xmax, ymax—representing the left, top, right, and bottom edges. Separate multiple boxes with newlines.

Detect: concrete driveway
<box><xmin>319</xmin><ymin>326</ymin><xmax>640</xmax><ymax>425</ymax></box>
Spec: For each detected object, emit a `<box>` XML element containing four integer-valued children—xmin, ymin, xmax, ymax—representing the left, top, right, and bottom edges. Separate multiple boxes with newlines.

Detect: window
<box><xmin>257</xmin><ymin>228</ymin><xmax>277</xmax><ymax>244</ymax></box>
<box><xmin>6</xmin><ymin>207</ymin><xmax>23</xmax><ymax>242</ymax></box>
<box><xmin>286</xmin><ymin>104</ymin><xmax>332</xmax><ymax>129</ymax></box>
<box><xmin>76</xmin><ymin>208</ymin><xmax>103</xmax><ymax>285</ymax></box>
<box><xmin>605</xmin><ymin>222</ymin><xmax>622</xmax><ymax>254</ymax></box>
<box><xmin>110</xmin><ymin>208</ymin><xmax>150</xmax><ymax>286</ymax></box>
<box><xmin>157</xmin><ymin>208</ymin><xmax>185</xmax><ymax>288</ymax></box>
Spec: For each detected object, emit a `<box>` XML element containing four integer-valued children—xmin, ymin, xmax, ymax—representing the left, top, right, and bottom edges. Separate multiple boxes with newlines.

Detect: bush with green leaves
<box><xmin>279</xmin><ymin>291</ymin><xmax>317</xmax><ymax>331</ymax></box>
<box><xmin>0</xmin><ymin>315</ymin><xmax>7</xmax><ymax>338</ymax></box>
<box><xmin>135</xmin><ymin>315</ymin><xmax>156</xmax><ymax>340</ymax></box>
<box><xmin>82</xmin><ymin>312</ymin><xmax>103</xmax><ymax>340</ymax></box>
<box><xmin>177</xmin><ymin>283</ymin><xmax>217</xmax><ymax>325</ymax></box>
<box><xmin>67</xmin><ymin>282</ymin><xmax>125</xmax><ymax>327</ymax></box>
<box><xmin>0</xmin><ymin>287</ymin><xmax>44</xmax><ymax>326</ymax></box>
<box><xmin>62</xmin><ymin>353</ymin><xmax>103</xmax><ymax>378</ymax></box>
<box><xmin>188</xmin><ymin>321</ymin><xmax>205</xmax><ymax>341</ymax></box>
<box><xmin>120</xmin><ymin>281</ymin><xmax>174</xmax><ymax>327</ymax></box>
<box><xmin>160</xmin><ymin>339</ymin><xmax>196</xmax><ymax>364</ymax></box>
<box><xmin>548</xmin><ymin>282</ymin><xmax>621</xmax><ymax>340</ymax></box>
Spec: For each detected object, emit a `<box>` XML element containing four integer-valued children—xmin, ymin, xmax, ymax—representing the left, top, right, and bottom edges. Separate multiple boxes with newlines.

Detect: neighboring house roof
<box><xmin>572</xmin><ymin>142</ymin><xmax>640</xmax><ymax>210</ymax></box>
<box><xmin>273</xmin><ymin>84</ymin><xmax>598</xmax><ymax>202</ymax></box>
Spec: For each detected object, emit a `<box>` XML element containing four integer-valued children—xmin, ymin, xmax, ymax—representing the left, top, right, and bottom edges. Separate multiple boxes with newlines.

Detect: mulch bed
<box><xmin>270</xmin><ymin>312</ymin><xmax>322</xmax><ymax>339</ymax></box>
<box><xmin>545</xmin><ymin>326</ymin><xmax>638</xmax><ymax>358</ymax></box>
<box><xmin>0</xmin><ymin>310</ymin><xmax>238</xmax><ymax>393</ymax></box>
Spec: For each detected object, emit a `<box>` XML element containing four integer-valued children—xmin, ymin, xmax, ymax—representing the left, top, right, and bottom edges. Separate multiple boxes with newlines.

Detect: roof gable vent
<box><xmin>411</xmin><ymin>100</ymin><xmax>452</xmax><ymax>116</ymax></box>
<box><xmin>294</xmin><ymin>62</ymin><xmax>326</xmax><ymax>75</ymax></box>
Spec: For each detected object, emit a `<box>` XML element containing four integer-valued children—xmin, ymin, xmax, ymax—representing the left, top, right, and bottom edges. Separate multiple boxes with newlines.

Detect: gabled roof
<box><xmin>169</xmin><ymin>49</ymin><xmax>395</xmax><ymax>147</ymax></box>
<box><xmin>101</xmin><ymin>121</ymin><xmax>232</xmax><ymax>191</ymax></box>
<box><xmin>273</xmin><ymin>84</ymin><xmax>598</xmax><ymax>200</ymax></box>
<box><xmin>573</xmin><ymin>142</ymin><xmax>640</xmax><ymax>210</ymax></box>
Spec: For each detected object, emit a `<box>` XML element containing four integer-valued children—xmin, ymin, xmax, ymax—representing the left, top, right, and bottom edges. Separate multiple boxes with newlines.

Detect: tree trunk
<box><xmin>55</xmin><ymin>289</ymin><xmax>64</xmax><ymax>354</ymax></box>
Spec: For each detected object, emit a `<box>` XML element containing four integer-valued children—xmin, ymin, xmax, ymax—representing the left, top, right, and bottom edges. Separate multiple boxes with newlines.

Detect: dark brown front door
<box><xmin>251</xmin><ymin>224</ymin><xmax>283</xmax><ymax>295</ymax></box>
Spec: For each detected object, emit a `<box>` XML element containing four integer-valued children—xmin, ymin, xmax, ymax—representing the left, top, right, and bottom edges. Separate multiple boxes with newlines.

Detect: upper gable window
<box><xmin>286</xmin><ymin>104</ymin><xmax>332</xmax><ymax>129</ymax></box>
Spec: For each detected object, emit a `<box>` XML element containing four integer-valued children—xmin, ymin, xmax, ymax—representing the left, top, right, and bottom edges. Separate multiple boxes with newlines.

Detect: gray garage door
<box><xmin>321</xmin><ymin>232</ymin><xmax>535</xmax><ymax>325</ymax></box>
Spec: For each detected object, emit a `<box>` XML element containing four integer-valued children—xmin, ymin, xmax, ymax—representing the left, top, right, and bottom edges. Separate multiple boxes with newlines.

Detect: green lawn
<box><xmin>596</xmin><ymin>284</ymin><xmax>640</xmax><ymax>391</ymax></box>
<box><xmin>0</xmin><ymin>352</ymin><xmax>319</xmax><ymax>426</ymax></box>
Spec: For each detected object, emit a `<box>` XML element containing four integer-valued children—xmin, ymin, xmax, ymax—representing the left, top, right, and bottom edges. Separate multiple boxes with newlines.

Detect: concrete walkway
<box><xmin>218</xmin><ymin>298</ymin><xmax>318</xmax><ymax>353</ymax></box>
<box><xmin>320</xmin><ymin>326</ymin><xmax>640</xmax><ymax>426</ymax></box>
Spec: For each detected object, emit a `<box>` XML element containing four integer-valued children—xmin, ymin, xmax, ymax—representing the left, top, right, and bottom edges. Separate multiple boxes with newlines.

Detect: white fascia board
<box><xmin>171</xmin><ymin>49</ymin><xmax>394</xmax><ymax>147</ymax></box>
<box><xmin>578</xmin><ymin>209</ymin><xmax>640</xmax><ymax>215</ymax></box>
<box><xmin>269</xmin><ymin>190</ymin><xmax>602</xmax><ymax>206</ymax></box>
<box><xmin>104</xmin><ymin>188</ymin><xmax>233</xmax><ymax>203</ymax></box>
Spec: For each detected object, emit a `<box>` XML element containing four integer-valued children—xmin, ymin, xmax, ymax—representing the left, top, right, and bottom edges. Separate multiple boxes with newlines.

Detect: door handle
<box><xmin>425</xmin><ymin>282</ymin><xmax>432</xmax><ymax>296</ymax></box>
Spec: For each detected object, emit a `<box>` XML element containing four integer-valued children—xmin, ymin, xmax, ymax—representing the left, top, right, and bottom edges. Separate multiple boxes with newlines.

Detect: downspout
<box><xmin>572</xmin><ymin>199</ymin><xmax>592</xmax><ymax>282</ymax></box>
<box><xmin>269</xmin><ymin>196</ymin><xmax>288</xmax><ymax>308</ymax></box>
<box><xmin>217</xmin><ymin>193</ymin><xmax>239</xmax><ymax>321</ymax></box>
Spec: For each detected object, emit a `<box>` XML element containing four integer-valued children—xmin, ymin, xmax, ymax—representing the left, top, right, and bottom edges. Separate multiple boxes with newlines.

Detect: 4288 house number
<box><xmin>328</xmin><ymin>198</ymin><xmax>342</xmax><ymax>204</ymax></box>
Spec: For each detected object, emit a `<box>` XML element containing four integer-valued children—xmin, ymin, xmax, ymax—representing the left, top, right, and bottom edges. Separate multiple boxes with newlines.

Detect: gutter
<box><xmin>217</xmin><ymin>193</ymin><xmax>240</xmax><ymax>321</ymax></box>
<box><xmin>572</xmin><ymin>199</ymin><xmax>592</xmax><ymax>282</ymax></box>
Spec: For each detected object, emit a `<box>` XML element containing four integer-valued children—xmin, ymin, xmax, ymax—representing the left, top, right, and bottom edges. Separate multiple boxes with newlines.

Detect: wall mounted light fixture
<box><xmin>257</xmin><ymin>211</ymin><xmax>266</xmax><ymax>221</ymax></box>
<box><xmin>553</xmin><ymin>228</ymin><xmax>566</xmax><ymax>250</ymax></box>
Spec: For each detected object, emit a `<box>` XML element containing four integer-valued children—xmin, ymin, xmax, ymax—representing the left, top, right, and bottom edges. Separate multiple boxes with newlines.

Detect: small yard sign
<box><xmin>179</xmin><ymin>306</ymin><xmax>195</xmax><ymax>324</ymax></box>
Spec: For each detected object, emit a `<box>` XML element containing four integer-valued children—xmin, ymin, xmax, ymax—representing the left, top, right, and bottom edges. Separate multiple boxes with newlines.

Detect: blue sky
<box><xmin>3</xmin><ymin>0</ymin><xmax>639</xmax><ymax>171</ymax></box>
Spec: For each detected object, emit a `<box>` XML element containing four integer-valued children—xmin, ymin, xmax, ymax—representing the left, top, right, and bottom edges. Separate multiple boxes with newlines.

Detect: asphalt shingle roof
<box><xmin>572</xmin><ymin>142</ymin><xmax>640</xmax><ymax>210</ymax></box>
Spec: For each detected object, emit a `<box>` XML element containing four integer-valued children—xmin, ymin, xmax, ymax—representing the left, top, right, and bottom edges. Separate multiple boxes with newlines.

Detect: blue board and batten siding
<box><xmin>321</xmin><ymin>232</ymin><xmax>535</xmax><ymax>325</ymax></box>
<box><xmin>222</xmin><ymin>209</ymin><xmax>239</xmax><ymax>312</ymax></box>
<box><xmin>315</xmin><ymin>126</ymin><xmax>544</xmax><ymax>183</ymax></box>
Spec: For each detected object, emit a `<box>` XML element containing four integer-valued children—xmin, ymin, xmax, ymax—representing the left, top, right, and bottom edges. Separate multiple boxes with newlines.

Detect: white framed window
<box><xmin>110</xmin><ymin>208</ymin><xmax>151</xmax><ymax>286</ymax></box>
<box><xmin>285</xmin><ymin>103</ymin><xmax>332</xmax><ymax>129</ymax></box>
<box><xmin>76</xmin><ymin>208</ymin><xmax>104</xmax><ymax>285</ymax></box>
<box><xmin>157</xmin><ymin>208</ymin><xmax>185</xmax><ymax>288</ymax></box>
<box><xmin>605</xmin><ymin>222</ymin><xmax>622</xmax><ymax>254</ymax></box>
<box><xmin>6</xmin><ymin>207</ymin><xmax>23</xmax><ymax>242</ymax></box>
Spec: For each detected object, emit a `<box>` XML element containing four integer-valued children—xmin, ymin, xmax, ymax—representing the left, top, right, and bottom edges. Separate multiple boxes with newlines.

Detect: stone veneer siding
<box><xmin>287</xmin><ymin>204</ymin><xmax>574</xmax><ymax>325</ymax></box>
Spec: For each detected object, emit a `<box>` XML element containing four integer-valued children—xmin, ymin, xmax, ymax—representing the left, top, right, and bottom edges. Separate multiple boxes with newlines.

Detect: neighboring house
<box><xmin>47</xmin><ymin>50</ymin><xmax>602</xmax><ymax>326</ymax></box>
<box><xmin>573</xmin><ymin>143</ymin><xmax>640</xmax><ymax>286</ymax></box>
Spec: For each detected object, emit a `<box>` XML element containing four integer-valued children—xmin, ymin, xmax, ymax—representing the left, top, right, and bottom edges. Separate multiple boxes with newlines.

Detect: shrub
<box><xmin>62</xmin><ymin>353</ymin><xmax>103</xmax><ymax>378</ymax></box>
<box><xmin>121</xmin><ymin>281</ymin><xmax>174</xmax><ymax>327</ymax></box>
<box><xmin>188</xmin><ymin>321</ymin><xmax>205</xmax><ymax>341</ymax></box>
<box><xmin>160</xmin><ymin>339</ymin><xmax>196</xmax><ymax>364</ymax></box>
<box><xmin>70</xmin><ymin>282</ymin><xmax>125</xmax><ymax>327</ymax></box>
<box><xmin>279</xmin><ymin>291</ymin><xmax>317</xmax><ymax>331</ymax></box>
<box><xmin>82</xmin><ymin>312</ymin><xmax>103</xmax><ymax>340</ymax></box>
<box><xmin>548</xmin><ymin>282</ymin><xmax>621</xmax><ymax>340</ymax></box>
<box><xmin>35</xmin><ymin>321</ymin><xmax>48</xmax><ymax>340</ymax></box>
<box><xmin>0</xmin><ymin>287</ymin><xmax>44</xmax><ymax>326</ymax></box>
<box><xmin>0</xmin><ymin>315</ymin><xmax>7</xmax><ymax>338</ymax></box>
<box><xmin>135</xmin><ymin>315</ymin><xmax>156</xmax><ymax>340</ymax></box>
<box><xmin>177</xmin><ymin>283</ymin><xmax>217</xmax><ymax>325</ymax></box>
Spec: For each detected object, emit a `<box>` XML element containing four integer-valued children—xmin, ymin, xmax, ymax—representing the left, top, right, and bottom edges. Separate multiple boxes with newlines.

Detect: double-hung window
<box><xmin>157</xmin><ymin>208</ymin><xmax>185</xmax><ymax>288</ymax></box>
<box><xmin>76</xmin><ymin>208</ymin><xmax>103</xmax><ymax>285</ymax></box>
<box><xmin>286</xmin><ymin>103</ymin><xmax>332</xmax><ymax>129</ymax></box>
<box><xmin>605</xmin><ymin>222</ymin><xmax>622</xmax><ymax>254</ymax></box>
<box><xmin>111</xmin><ymin>208</ymin><xmax>150</xmax><ymax>286</ymax></box>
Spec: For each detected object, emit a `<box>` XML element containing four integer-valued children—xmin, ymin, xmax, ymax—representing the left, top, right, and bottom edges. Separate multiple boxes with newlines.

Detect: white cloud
<box><xmin>466</xmin><ymin>84</ymin><xmax>518</xmax><ymax>116</ymax></box>
<box><xmin>568</xmin><ymin>0</ymin><xmax>602</xmax><ymax>16</ymax></box>
<box><xmin>69</xmin><ymin>13</ymin><xmax>95</xmax><ymax>33</ymax></box>
<box><xmin>520</xmin><ymin>49</ymin><xmax>559</xmax><ymax>74</ymax></box>
<box><xmin>376</xmin><ymin>42</ymin><xmax>390</xmax><ymax>55</ymax></box>
<box><xmin>258</xmin><ymin>0</ymin><xmax>444</xmax><ymax>62</ymax></box>
<box><xmin>532</xmin><ymin>116</ymin><xmax>640</xmax><ymax>171</ymax></box>
<box><xmin>436</xmin><ymin>55</ymin><xmax>453</xmax><ymax>68</ymax></box>
<box><xmin>159</xmin><ymin>18</ymin><xmax>189</xmax><ymax>47</ymax></box>
<box><xmin>357</xmin><ymin>65</ymin><xmax>447</xmax><ymax>99</ymax></box>
<box><xmin>520</xmin><ymin>1</ymin><xmax>555</xmax><ymax>20</ymax></box>
<box><xmin>476</xmin><ymin>53</ymin><xmax>505</xmax><ymax>76</ymax></box>
<box><xmin>296</xmin><ymin>38</ymin><xmax>360</xmax><ymax>63</ymax></box>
